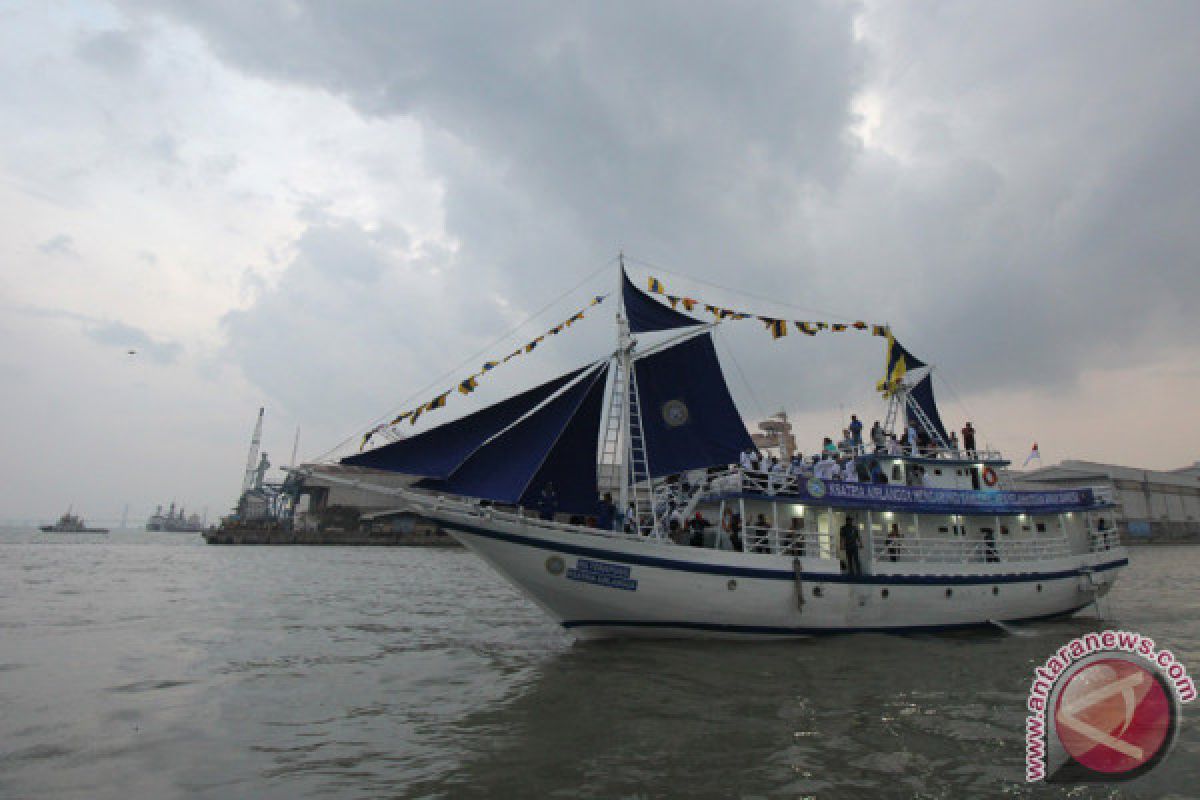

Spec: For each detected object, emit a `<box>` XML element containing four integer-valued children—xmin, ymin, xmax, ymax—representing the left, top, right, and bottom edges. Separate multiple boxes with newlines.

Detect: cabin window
<box><xmin>970</xmin><ymin>469</ymin><xmax>981</xmax><ymax>490</ymax></box>
<box><xmin>1036</xmin><ymin>523</ymin><xmax>1047</xmax><ymax>533</ymax></box>
<box><xmin>892</xmin><ymin>465</ymin><xmax>903</xmax><ymax>481</ymax></box>
<box><xmin>934</xmin><ymin>468</ymin><xmax>942</xmax><ymax>476</ymax></box>
<box><xmin>1022</xmin><ymin>525</ymin><xmax>1032</xmax><ymax>532</ymax></box>
<box><xmin>938</xmin><ymin>526</ymin><xmax>949</xmax><ymax>533</ymax></box>
<box><xmin>956</xmin><ymin>469</ymin><xmax>963</xmax><ymax>476</ymax></box>
<box><xmin>1000</xmin><ymin>525</ymin><xmax>1010</xmax><ymax>536</ymax></box>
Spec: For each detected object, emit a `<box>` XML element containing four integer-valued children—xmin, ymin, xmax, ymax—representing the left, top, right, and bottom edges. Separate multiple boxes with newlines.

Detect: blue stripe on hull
<box><xmin>562</xmin><ymin>604</ymin><xmax>1093</xmax><ymax>637</ymax></box>
<box><xmin>437</xmin><ymin>515</ymin><xmax>1127</xmax><ymax>586</ymax></box>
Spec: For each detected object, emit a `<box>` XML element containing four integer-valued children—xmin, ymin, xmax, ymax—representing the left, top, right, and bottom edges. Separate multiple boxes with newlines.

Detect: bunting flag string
<box><xmin>646</xmin><ymin>275</ymin><xmax>890</xmax><ymax>343</ymax></box>
<box><xmin>360</xmin><ymin>293</ymin><xmax>610</xmax><ymax>449</ymax></box>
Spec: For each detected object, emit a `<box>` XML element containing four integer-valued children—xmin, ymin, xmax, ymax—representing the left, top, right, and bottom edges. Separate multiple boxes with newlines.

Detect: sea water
<box><xmin>0</xmin><ymin>529</ymin><xmax>1196</xmax><ymax>798</ymax></box>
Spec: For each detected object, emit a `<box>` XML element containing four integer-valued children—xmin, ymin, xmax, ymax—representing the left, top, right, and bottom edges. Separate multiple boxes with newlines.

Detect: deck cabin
<box><xmin>659</xmin><ymin>448</ymin><xmax>1120</xmax><ymax>575</ymax></box>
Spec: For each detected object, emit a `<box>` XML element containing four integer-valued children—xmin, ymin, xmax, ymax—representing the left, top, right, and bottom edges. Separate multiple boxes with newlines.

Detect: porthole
<box><xmin>881</xmin><ymin>588</ymin><xmax>890</xmax><ymax>599</ymax></box>
<box><xmin>812</xmin><ymin>586</ymin><xmax>824</xmax><ymax>598</ymax></box>
<box><xmin>945</xmin><ymin>588</ymin><xmax>953</xmax><ymax>598</ymax></box>
<box><xmin>727</xmin><ymin>579</ymin><xmax>737</xmax><ymax>591</ymax></box>
<box><xmin>545</xmin><ymin>556</ymin><xmax>565</xmax><ymax>576</ymax></box>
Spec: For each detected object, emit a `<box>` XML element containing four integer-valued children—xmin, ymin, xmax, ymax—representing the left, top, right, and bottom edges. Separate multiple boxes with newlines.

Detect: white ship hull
<box><xmin>428</xmin><ymin>505</ymin><xmax>1126</xmax><ymax>640</ymax></box>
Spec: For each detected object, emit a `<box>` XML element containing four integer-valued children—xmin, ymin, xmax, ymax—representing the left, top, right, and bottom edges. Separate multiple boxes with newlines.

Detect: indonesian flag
<box><xmin>1023</xmin><ymin>442</ymin><xmax>1041</xmax><ymax>467</ymax></box>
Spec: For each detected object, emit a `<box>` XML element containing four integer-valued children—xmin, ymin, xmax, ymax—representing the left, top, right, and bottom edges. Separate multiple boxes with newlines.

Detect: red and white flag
<box><xmin>1023</xmin><ymin>442</ymin><xmax>1041</xmax><ymax>467</ymax></box>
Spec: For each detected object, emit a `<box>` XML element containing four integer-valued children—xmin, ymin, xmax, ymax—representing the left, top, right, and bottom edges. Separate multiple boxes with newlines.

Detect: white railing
<box><xmin>739</xmin><ymin>526</ymin><xmax>830</xmax><ymax>557</ymax></box>
<box><xmin>872</xmin><ymin>535</ymin><xmax>1071</xmax><ymax>564</ymax></box>
<box><xmin>732</xmin><ymin>523</ymin><xmax>1073</xmax><ymax>564</ymax></box>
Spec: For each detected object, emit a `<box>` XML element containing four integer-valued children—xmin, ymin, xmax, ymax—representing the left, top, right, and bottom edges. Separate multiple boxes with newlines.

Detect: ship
<box><xmin>40</xmin><ymin>509</ymin><xmax>109</xmax><ymax>534</ymax></box>
<box><xmin>146</xmin><ymin>503</ymin><xmax>206</xmax><ymax>533</ymax></box>
<box><xmin>307</xmin><ymin>258</ymin><xmax>1127</xmax><ymax>639</ymax></box>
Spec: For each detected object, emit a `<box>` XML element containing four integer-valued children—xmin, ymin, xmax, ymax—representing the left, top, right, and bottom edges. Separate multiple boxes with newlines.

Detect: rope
<box><xmin>315</xmin><ymin>256</ymin><xmax>617</xmax><ymax>462</ymax></box>
<box><xmin>622</xmin><ymin>254</ymin><xmax>859</xmax><ymax>322</ymax></box>
<box><xmin>713</xmin><ymin>326</ymin><xmax>767</xmax><ymax>422</ymax></box>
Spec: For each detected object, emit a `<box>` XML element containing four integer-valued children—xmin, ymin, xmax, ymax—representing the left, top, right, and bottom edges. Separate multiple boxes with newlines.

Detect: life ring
<box><xmin>981</xmin><ymin>466</ymin><xmax>998</xmax><ymax>487</ymax></box>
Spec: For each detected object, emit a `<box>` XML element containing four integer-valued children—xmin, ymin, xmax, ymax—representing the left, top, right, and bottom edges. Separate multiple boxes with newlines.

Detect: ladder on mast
<box><xmin>625</xmin><ymin>361</ymin><xmax>659</xmax><ymax>536</ymax></box>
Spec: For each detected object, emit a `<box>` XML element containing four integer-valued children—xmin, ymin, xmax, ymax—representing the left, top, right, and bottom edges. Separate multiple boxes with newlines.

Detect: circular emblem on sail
<box><xmin>545</xmin><ymin>556</ymin><xmax>565</xmax><ymax>576</ymax></box>
<box><xmin>806</xmin><ymin>477</ymin><xmax>826</xmax><ymax>498</ymax></box>
<box><xmin>662</xmin><ymin>399</ymin><xmax>689</xmax><ymax>428</ymax></box>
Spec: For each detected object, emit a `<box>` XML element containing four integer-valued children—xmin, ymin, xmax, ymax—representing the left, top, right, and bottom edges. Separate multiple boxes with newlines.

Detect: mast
<box><xmin>615</xmin><ymin>254</ymin><xmax>632</xmax><ymax>514</ymax></box>
<box><xmin>611</xmin><ymin>253</ymin><xmax>660</xmax><ymax>537</ymax></box>
<box><xmin>241</xmin><ymin>407</ymin><xmax>265</xmax><ymax>493</ymax></box>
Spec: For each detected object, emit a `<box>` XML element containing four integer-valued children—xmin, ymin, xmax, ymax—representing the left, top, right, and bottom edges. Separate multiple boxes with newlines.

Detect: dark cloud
<box><xmin>129</xmin><ymin>2</ymin><xmax>1200</xmax><ymax>429</ymax></box>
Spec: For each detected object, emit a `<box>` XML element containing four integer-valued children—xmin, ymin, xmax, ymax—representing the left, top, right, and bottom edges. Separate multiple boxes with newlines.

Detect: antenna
<box><xmin>241</xmin><ymin>407</ymin><xmax>265</xmax><ymax>492</ymax></box>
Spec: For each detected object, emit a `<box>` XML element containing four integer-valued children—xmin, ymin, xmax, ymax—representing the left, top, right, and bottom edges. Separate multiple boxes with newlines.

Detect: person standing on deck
<box><xmin>870</xmin><ymin>420</ymin><xmax>886</xmax><ymax>452</ymax></box>
<box><xmin>885</xmin><ymin>523</ymin><xmax>902</xmax><ymax>562</ymax></box>
<box><xmin>841</xmin><ymin>458</ymin><xmax>859</xmax><ymax>483</ymax></box>
<box><xmin>840</xmin><ymin>516</ymin><xmax>863</xmax><ymax>576</ymax></box>
<box><xmin>962</xmin><ymin>422</ymin><xmax>977</xmax><ymax>457</ymax></box>
<box><xmin>849</xmin><ymin>415</ymin><xmax>863</xmax><ymax>454</ymax></box>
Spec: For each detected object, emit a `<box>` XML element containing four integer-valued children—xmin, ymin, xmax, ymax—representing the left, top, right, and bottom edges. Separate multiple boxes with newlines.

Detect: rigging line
<box><xmin>315</xmin><ymin>256</ymin><xmax>618</xmax><ymax>462</ymax></box>
<box><xmin>932</xmin><ymin>368</ymin><xmax>978</xmax><ymax>429</ymax></box>
<box><xmin>622</xmin><ymin>254</ymin><xmax>860</xmax><ymax>323</ymax></box>
<box><xmin>713</xmin><ymin>326</ymin><xmax>767</xmax><ymax>423</ymax></box>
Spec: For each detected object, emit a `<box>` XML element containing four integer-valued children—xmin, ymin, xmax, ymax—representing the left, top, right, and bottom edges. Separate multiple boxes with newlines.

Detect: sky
<box><xmin>2</xmin><ymin>1</ymin><xmax>1198</xmax><ymax>524</ymax></box>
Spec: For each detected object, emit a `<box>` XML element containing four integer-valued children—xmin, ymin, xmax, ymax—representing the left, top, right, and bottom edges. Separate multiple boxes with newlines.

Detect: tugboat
<box><xmin>309</xmin><ymin>258</ymin><xmax>1126</xmax><ymax>639</ymax></box>
<box><xmin>146</xmin><ymin>503</ymin><xmax>205</xmax><ymax>532</ymax></box>
<box><xmin>40</xmin><ymin>509</ymin><xmax>109</xmax><ymax>534</ymax></box>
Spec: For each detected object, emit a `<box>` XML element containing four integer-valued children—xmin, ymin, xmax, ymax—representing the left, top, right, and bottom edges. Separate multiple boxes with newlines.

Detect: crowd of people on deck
<box><xmin>524</xmin><ymin>415</ymin><xmax>985</xmax><ymax>576</ymax></box>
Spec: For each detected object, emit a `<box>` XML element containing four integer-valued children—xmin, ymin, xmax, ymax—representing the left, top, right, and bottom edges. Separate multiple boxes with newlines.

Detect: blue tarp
<box><xmin>341</xmin><ymin>364</ymin><xmax>594</xmax><ymax>477</ymax></box>
<box><xmin>420</xmin><ymin>363</ymin><xmax>609</xmax><ymax>513</ymax></box>
<box><xmin>633</xmin><ymin>332</ymin><xmax>754</xmax><ymax>477</ymax></box>
<box><xmin>621</xmin><ymin>268</ymin><xmax>701</xmax><ymax>333</ymax></box>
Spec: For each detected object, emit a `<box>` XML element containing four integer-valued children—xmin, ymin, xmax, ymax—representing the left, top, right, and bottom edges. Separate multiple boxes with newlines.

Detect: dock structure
<box><xmin>209</xmin><ymin>463</ymin><xmax>459</xmax><ymax>547</ymax></box>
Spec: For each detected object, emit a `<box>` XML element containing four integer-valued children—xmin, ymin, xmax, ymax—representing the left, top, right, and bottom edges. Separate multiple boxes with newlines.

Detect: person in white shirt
<box><xmin>739</xmin><ymin>448</ymin><xmax>755</xmax><ymax>471</ymax></box>
<box><xmin>815</xmin><ymin>456</ymin><xmax>838</xmax><ymax>481</ymax></box>
<box><xmin>886</xmin><ymin>435</ymin><xmax>902</xmax><ymax>456</ymax></box>
<box><xmin>768</xmin><ymin>456</ymin><xmax>787</xmax><ymax>494</ymax></box>
<box><xmin>841</xmin><ymin>459</ymin><xmax>859</xmax><ymax>482</ymax></box>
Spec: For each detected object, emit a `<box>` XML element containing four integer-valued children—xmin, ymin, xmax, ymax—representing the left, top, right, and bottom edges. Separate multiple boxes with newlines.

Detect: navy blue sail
<box><xmin>341</xmin><ymin>364</ymin><xmax>594</xmax><ymax>477</ymax></box>
<box><xmin>883</xmin><ymin>335</ymin><xmax>951</xmax><ymax>446</ymax></box>
<box><xmin>633</xmin><ymin>332</ymin><xmax>753</xmax><ymax>477</ymax></box>
<box><xmin>420</xmin><ymin>364</ymin><xmax>609</xmax><ymax>514</ymax></box>
<box><xmin>908</xmin><ymin>375</ymin><xmax>951</xmax><ymax>447</ymax></box>
<box><xmin>621</xmin><ymin>269</ymin><xmax>701</xmax><ymax>333</ymax></box>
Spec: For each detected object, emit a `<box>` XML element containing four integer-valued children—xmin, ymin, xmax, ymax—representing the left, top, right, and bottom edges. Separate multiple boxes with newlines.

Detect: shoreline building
<box><xmin>1014</xmin><ymin>460</ymin><xmax>1200</xmax><ymax>543</ymax></box>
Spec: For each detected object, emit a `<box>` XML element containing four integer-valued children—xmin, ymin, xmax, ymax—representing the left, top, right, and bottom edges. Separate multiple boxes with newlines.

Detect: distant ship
<box><xmin>146</xmin><ymin>503</ymin><xmax>206</xmax><ymax>533</ymax></box>
<box><xmin>40</xmin><ymin>510</ymin><xmax>109</xmax><ymax>534</ymax></box>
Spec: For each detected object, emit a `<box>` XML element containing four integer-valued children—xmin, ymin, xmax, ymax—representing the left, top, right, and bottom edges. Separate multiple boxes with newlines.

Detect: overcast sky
<box><xmin>2</xmin><ymin>1</ymin><xmax>1198</xmax><ymax>523</ymax></box>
